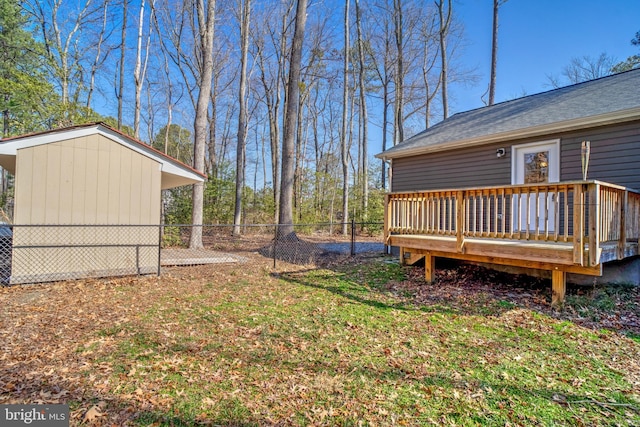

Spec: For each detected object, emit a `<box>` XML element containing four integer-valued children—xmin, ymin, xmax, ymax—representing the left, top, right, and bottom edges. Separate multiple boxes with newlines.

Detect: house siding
<box><xmin>560</xmin><ymin>121</ymin><xmax>640</xmax><ymax>190</ymax></box>
<box><xmin>391</xmin><ymin>141</ymin><xmax>512</xmax><ymax>191</ymax></box>
<box><xmin>391</xmin><ymin>120</ymin><xmax>640</xmax><ymax>192</ymax></box>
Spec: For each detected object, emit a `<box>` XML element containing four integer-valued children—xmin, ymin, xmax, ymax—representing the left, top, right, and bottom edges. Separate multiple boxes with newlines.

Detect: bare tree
<box><xmin>86</xmin><ymin>0</ymin><xmax>113</xmax><ymax>110</ymax></box>
<box><xmin>354</xmin><ymin>0</ymin><xmax>368</xmax><ymax>218</ymax></box>
<box><xmin>436</xmin><ymin>0</ymin><xmax>452</xmax><ymax>119</ymax></box>
<box><xmin>487</xmin><ymin>0</ymin><xmax>507</xmax><ymax>106</ymax></box>
<box><xmin>117</xmin><ymin>0</ymin><xmax>128</xmax><ymax>129</ymax></box>
<box><xmin>340</xmin><ymin>0</ymin><xmax>350</xmax><ymax>234</ymax></box>
<box><xmin>548</xmin><ymin>53</ymin><xmax>616</xmax><ymax>88</ymax></box>
<box><xmin>248</xmin><ymin>1</ymin><xmax>294</xmax><ymax>222</ymax></box>
<box><xmin>133</xmin><ymin>0</ymin><xmax>154</xmax><ymax>138</ymax></box>
<box><xmin>418</xmin><ymin>5</ymin><xmax>440</xmax><ymax>127</ymax></box>
<box><xmin>25</xmin><ymin>0</ymin><xmax>104</xmax><ymax>108</ymax></box>
<box><xmin>368</xmin><ymin>1</ymin><xmax>394</xmax><ymax>188</ymax></box>
<box><xmin>392</xmin><ymin>0</ymin><xmax>404</xmax><ymax>144</ymax></box>
<box><xmin>279</xmin><ymin>0</ymin><xmax>308</xmax><ymax>237</ymax></box>
<box><xmin>190</xmin><ymin>0</ymin><xmax>217</xmax><ymax>249</ymax></box>
<box><xmin>233</xmin><ymin>0</ymin><xmax>251</xmax><ymax>236</ymax></box>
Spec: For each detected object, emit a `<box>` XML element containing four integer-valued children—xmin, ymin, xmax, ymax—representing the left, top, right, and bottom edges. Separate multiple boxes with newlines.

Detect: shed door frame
<box><xmin>511</xmin><ymin>139</ymin><xmax>560</xmax><ymax>232</ymax></box>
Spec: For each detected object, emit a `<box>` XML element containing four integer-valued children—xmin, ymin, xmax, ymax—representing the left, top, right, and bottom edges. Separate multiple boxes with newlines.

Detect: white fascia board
<box><xmin>0</xmin><ymin>124</ymin><xmax>204</xmax><ymax>184</ymax></box>
<box><xmin>0</xmin><ymin>124</ymin><xmax>102</xmax><ymax>155</ymax></box>
<box><xmin>96</xmin><ymin>126</ymin><xmax>204</xmax><ymax>183</ymax></box>
<box><xmin>376</xmin><ymin>107</ymin><xmax>640</xmax><ymax>160</ymax></box>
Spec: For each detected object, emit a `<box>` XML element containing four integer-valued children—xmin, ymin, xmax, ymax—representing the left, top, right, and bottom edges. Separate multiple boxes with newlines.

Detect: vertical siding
<box><xmin>44</xmin><ymin>144</ymin><xmax>61</xmax><ymax>222</ymax></box>
<box><xmin>14</xmin><ymin>134</ymin><xmax>162</xmax><ymax>225</ymax></box>
<box><xmin>107</xmin><ymin>138</ymin><xmax>122</xmax><ymax>223</ymax></box>
<box><xmin>97</xmin><ymin>138</ymin><xmax>111</xmax><ymax>223</ymax></box>
<box><xmin>11</xmin><ymin>135</ymin><xmax>163</xmax><ymax>283</ymax></box>
<box><xmin>71</xmin><ymin>137</ymin><xmax>88</xmax><ymax>224</ymax></box>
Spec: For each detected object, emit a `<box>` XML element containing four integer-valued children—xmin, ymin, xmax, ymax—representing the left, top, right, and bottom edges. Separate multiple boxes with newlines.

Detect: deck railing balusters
<box><xmin>384</xmin><ymin>181</ymin><xmax>639</xmax><ymax>266</ymax></box>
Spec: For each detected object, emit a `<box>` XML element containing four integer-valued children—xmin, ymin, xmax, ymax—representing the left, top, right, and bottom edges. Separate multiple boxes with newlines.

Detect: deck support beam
<box><xmin>551</xmin><ymin>270</ymin><xmax>566</xmax><ymax>306</ymax></box>
<box><xmin>424</xmin><ymin>253</ymin><xmax>435</xmax><ymax>283</ymax></box>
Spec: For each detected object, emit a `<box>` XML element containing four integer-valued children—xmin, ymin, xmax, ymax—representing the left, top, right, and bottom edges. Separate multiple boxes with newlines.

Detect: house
<box><xmin>377</xmin><ymin>69</ymin><xmax>640</xmax><ymax>303</ymax></box>
<box><xmin>0</xmin><ymin>122</ymin><xmax>205</xmax><ymax>284</ymax></box>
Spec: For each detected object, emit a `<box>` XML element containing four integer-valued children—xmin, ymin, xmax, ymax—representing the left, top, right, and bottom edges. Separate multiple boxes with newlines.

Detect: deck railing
<box><xmin>384</xmin><ymin>180</ymin><xmax>640</xmax><ymax>267</ymax></box>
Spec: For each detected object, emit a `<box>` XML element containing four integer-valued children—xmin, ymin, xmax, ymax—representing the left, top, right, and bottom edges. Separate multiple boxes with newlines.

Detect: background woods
<box><xmin>1</xmin><ymin>0</ymin><xmax>637</xmax><ymax>228</ymax></box>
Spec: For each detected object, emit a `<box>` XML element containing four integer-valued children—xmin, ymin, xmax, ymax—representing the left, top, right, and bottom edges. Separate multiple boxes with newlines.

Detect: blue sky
<box><xmin>453</xmin><ymin>0</ymin><xmax>639</xmax><ymax>113</ymax></box>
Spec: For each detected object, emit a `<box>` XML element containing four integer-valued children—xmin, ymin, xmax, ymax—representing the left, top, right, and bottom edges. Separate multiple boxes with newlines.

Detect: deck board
<box><xmin>388</xmin><ymin>234</ymin><xmax>604</xmax><ymax>276</ymax></box>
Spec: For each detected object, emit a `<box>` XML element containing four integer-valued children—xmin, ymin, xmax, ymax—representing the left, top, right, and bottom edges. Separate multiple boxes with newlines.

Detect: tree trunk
<box><xmin>118</xmin><ymin>0</ymin><xmax>128</xmax><ymax>130</ymax></box>
<box><xmin>355</xmin><ymin>0</ymin><xmax>368</xmax><ymax>220</ymax></box>
<box><xmin>189</xmin><ymin>0</ymin><xmax>217</xmax><ymax>249</ymax></box>
<box><xmin>134</xmin><ymin>0</ymin><xmax>153</xmax><ymax>139</ymax></box>
<box><xmin>233</xmin><ymin>0</ymin><xmax>251</xmax><ymax>236</ymax></box>
<box><xmin>87</xmin><ymin>1</ymin><xmax>109</xmax><ymax>109</ymax></box>
<box><xmin>393</xmin><ymin>0</ymin><xmax>404</xmax><ymax>144</ymax></box>
<box><xmin>437</xmin><ymin>0</ymin><xmax>452</xmax><ymax>119</ymax></box>
<box><xmin>488</xmin><ymin>0</ymin><xmax>500</xmax><ymax>106</ymax></box>
<box><xmin>278</xmin><ymin>0</ymin><xmax>308</xmax><ymax>237</ymax></box>
<box><xmin>340</xmin><ymin>0</ymin><xmax>350</xmax><ymax>235</ymax></box>
<box><xmin>208</xmin><ymin>77</ymin><xmax>218</xmax><ymax>176</ymax></box>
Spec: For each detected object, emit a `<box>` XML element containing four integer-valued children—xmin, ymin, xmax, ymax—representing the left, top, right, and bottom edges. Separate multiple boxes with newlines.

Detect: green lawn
<box><xmin>1</xmin><ymin>255</ymin><xmax>639</xmax><ymax>426</ymax></box>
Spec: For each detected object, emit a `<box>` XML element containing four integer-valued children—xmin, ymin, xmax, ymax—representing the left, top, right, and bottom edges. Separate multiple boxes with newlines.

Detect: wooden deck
<box><xmin>384</xmin><ymin>181</ymin><xmax>640</xmax><ymax>304</ymax></box>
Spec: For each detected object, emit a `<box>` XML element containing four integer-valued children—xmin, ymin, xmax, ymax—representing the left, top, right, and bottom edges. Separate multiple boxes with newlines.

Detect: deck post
<box><xmin>588</xmin><ymin>182</ymin><xmax>601</xmax><ymax>266</ymax></box>
<box><xmin>618</xmin><ymin>190</ymin><xmax>627</xmax><ymax>259</ymax></box>
<box><xmin>384</xmin><ymin>194</ymin><xmax>390</xmax><ymax>245</ymax></box>
<box><xmin>551</xmin><ymin>270</ymin><xmax>566</xmax><ymax>306</ymax></box>
<box><xmin>424</xmin><ymin>253</ymin><xmax>435</xmax><ymax>283</ymax></box>
<box><xmin>573</xmin><ymin>184</ymin><xmax>585</xmax><ymax>265</ymax></box>
<box><xmin>456</xmin><ymin>191</ymin><xmax>464</xmax><ymax>252</ymax></box>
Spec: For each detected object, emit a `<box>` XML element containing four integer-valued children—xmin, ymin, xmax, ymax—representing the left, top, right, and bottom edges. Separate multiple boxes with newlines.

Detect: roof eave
<box><xmin>376</xmin><ymin>107</ymin><xmax>640</xmax><ymax>160</ymax></box>
<box><xmin>0</xmin><ymin>123</ymin><xmax>206</xmax><ymax>187</ymax></box>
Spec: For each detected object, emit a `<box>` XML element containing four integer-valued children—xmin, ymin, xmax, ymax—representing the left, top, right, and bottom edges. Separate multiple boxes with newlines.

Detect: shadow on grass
<box><xmin>276</xmin><ymin>254</ymin><xmax>640</xmax><ymax>338</ymax></box>
<box><xmin>274</xmin><ymin>267</ymin><xmax>414</xmax><ymax>312</ymax></box>
<box><xmin>131</xmin><ymin>411</ymin><xmax>263</xmax><ymax>427</ymax></box>
<box><xmin>273</xmin><ymin>256</ymin><xmax>542</xmax><ymax>318</ymax></box>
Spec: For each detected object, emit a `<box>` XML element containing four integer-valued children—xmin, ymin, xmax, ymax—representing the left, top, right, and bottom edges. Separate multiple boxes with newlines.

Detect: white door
<box><xmin>512</xmin><ymin>140</ymin><xmax>560</xmax><ymax>233</ymax></box>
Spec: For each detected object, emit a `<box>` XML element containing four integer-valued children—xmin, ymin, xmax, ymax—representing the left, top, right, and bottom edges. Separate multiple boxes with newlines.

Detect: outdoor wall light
<box><xmin>496</xmin><ymin>148</ymin><xmax>506</xmax><ymax>158</ymax></box>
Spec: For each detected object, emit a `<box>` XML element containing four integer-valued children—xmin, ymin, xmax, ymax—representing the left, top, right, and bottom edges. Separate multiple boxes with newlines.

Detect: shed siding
<box><xmin>11</xmin><ymin>134</ymin><xmax>162</xmax><ymax>284</ymax></box>
<box><xmin>14</xmin><ymin>134</ymin><xmax>161</xmax><ymax>224</ymax></box>
<box><xmin>391</xmin><ymin>120</ymin><xmax>640</xmax><ymax>192</ymax></box>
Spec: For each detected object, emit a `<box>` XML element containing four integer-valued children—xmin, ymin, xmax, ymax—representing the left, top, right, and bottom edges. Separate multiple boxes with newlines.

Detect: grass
<box><xmin>1</xmin><ymin>255</ymin><xmax>639</xmax><ymax>426</ymax></box>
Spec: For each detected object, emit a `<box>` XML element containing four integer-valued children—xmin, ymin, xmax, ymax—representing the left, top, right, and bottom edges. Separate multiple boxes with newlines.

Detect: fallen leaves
<box><xmin>82</xmin><ymin>404</ymin><xmax>105</xmax><ymax>423</ymax></box>
<box><xmin>0</xmin><ymin>256</ymin><xmax>639</xmax><ymax>426</ymax></box>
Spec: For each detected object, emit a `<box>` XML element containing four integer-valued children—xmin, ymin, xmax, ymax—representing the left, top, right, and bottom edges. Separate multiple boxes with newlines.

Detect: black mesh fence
<box><xmin>1</xmin><ymin>222</ymin><xmax>385</xmax><ymax>285</ymax></box>
<box><xmin>160</xmin><ymin>222</ymin><xmax>385</xmax><ymax>268</ymax></box>
<box><xmin>7</xmin><ymin>225</ymin><xmax>160</xmax><ymax>285</ymax></box>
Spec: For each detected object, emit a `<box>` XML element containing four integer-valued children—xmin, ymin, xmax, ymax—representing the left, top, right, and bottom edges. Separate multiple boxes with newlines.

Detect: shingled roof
<box><xmin>377</xmin><ymin>68</ymin><xmax>640</xmax><ymax>160</ymax></box>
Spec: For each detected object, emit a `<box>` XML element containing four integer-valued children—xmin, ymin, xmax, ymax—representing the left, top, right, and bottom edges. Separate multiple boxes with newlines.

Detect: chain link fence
<box><xmin>160</xmin><ymin>221</ymin><xmax>385</xmax><ymax>268</ymax></box>
<box><xmin>1</xmin><ymin>222</ymin><xmax>385</xmax><ymax>285</ymax></box>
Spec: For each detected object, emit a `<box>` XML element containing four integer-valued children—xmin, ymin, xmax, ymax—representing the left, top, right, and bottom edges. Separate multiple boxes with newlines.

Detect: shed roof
<box><xmin>377</xmin><ymin>68</ymin><xmax>640</xmax><ymax>160</ymax></box>
<box><xmin>0</xmin><ymin>122</ymin><xmax>206</xmax><ymax>189</ymax></box>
